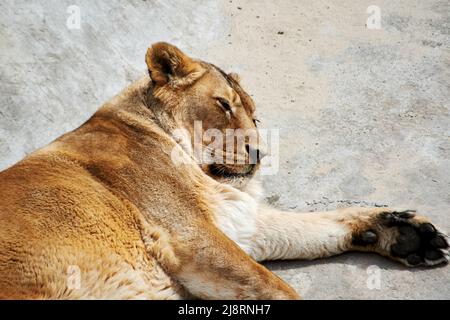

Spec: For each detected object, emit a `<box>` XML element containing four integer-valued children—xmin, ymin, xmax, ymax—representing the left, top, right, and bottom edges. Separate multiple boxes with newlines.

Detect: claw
<box><xmin>396</xmin><ymin>210</ymin><xmax>416</xmax><ymax>219</ymax></box>
<box><xmin>425</xmin><ymin>250</ymin><xmax>443</xmax><ymax>261</ymax></box>
<box><xmin>419</xmin><ymin>223</ymin><xmax>436</xmax><ymax>234</ymax></box>
<box><xmin>430</xmin><ymin>235</ymin><xmax>448</xmax><ymax>249</ymax></box>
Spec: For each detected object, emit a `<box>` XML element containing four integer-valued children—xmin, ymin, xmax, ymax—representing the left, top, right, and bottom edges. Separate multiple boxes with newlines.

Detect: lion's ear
<box><xmin>145</xmin><ymin>42</ymin><xmax>205</xmax><ymax>87</ymax></box>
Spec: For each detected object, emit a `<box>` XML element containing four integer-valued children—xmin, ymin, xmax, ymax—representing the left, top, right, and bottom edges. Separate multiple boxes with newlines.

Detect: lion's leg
<box><xmin>174</xmin><ymin>221</ymin><xmax>300</xmax><ymax>299</ymax></box>
<box><xmin>141</xmin><ymin>217</ymin><xmax>299</xmax><ymax>300</ymax></box>
<box><xmin>248</xmin><ymin>206</ymin><xmax>449</xmax><ymax>267</ymax></box>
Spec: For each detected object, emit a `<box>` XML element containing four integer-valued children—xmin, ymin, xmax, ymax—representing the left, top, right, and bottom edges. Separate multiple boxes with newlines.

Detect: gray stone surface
<box><xmin>0</xmin><ymin>0</ymin><xmax>448</xmax><ymax>299</ymax></box>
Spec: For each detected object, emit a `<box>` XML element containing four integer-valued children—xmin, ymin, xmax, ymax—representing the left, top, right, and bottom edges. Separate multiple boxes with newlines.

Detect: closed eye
<box><xmin>216</xmin><ymin>98</ymin><xmax>232</xmax><ymax>112</ymax></box>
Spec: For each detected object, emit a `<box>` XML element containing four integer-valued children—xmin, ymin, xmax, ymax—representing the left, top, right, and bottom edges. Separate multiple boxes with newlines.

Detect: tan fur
<box><xmin>0</xmin><ymin>43</ymin><xmax>447</xmax><ymax>299</ymax></box>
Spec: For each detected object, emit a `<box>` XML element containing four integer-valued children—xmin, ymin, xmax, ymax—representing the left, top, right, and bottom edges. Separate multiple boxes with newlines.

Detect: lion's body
<box><xmin>0</xmin><ymin>78</ymin><xmax>181</xmax><ymax>299</ymax></box>
<box><xmin>0</xmin><ymin>43</ymin><xmax>447</xmax><ymax>299</ymax></box>
<box><xmin>0</xmin><ymin>77</ymin><xmax>270</xmax><ymax>299</ymax></box>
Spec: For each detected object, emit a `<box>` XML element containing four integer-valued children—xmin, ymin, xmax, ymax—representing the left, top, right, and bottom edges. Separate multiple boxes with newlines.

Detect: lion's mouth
<box><xmin>208</xmin><ymin>163</ymin><xmax>257</xmax><ymax>178</ymax></box>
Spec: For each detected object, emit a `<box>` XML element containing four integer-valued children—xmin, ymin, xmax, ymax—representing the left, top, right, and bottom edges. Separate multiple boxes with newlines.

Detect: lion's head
<box><xmin>145</xmin><ymin>42</ymin><xmax>267</xmax><ymax>185</ymax></box>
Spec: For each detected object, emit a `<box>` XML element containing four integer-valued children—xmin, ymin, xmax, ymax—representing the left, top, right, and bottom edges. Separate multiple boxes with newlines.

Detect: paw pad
<box><xmin>379</xmin><ymin>210</ymin><xmax>449</xmax><ymax>267</ymax></box>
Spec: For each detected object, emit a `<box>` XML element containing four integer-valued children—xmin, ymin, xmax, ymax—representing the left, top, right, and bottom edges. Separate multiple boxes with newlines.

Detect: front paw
<box><xmin>352</xmin><ymin>210</ymin><xmax>449</xmax><ymax>267</ymax></box>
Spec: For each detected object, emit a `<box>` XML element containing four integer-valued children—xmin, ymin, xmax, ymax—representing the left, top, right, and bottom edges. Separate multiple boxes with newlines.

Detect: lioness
<box><xmin>0</xmin><ymin>42</ymin><xmax>448</xmax><ymax>299</ymax></box>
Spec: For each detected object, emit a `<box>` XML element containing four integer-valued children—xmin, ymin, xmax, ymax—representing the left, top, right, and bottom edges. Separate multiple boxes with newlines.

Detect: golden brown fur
<box><xmin>0</xmin><ymin>43</ymin><xmax>447</xmax><ymax>299</ymax></box>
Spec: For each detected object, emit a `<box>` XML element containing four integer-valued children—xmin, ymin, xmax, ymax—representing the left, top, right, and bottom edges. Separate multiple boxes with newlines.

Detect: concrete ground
<box><xmin>0</xmin><ymin>0</ymin><xmax>449</xmax><ymax>299</ymax></box>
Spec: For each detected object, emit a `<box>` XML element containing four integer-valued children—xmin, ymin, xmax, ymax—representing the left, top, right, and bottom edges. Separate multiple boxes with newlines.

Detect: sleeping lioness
<box><xmin>0</xmin><ymin>43</ymin><xmax>448</xmax><ymax>299</ymax></box>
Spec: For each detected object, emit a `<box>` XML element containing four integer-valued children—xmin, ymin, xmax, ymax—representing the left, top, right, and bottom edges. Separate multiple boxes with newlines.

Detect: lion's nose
<box><xmin>246</xmin><ymin>143</ymin><xmax>267</xmax><ymax>164</ymax></box>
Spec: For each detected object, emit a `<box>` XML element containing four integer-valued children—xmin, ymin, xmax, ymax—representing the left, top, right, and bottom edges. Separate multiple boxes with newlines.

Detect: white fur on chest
<box><xmin>209</xmin><ymin>179</ymin><xmax>263</xmax><ymax>255</ymax></box>
<box><xmin>169</xmin><ymin>135</ymin><xmax>264</xmax><ymax>255</ymax></box>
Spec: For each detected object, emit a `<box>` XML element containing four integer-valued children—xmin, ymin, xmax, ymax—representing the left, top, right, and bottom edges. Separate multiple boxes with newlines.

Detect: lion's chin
<box><xmin>208</xmin><ymin>163</ymin><xmax>257</xmax><ymax>179</ymax></box>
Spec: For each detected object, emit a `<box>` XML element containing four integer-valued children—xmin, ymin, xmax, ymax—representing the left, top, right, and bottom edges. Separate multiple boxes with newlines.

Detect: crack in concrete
<box><xmin>305</xmin><ymin>198</ymin><xmax>388</xmax><ymax>208</ymax></box>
